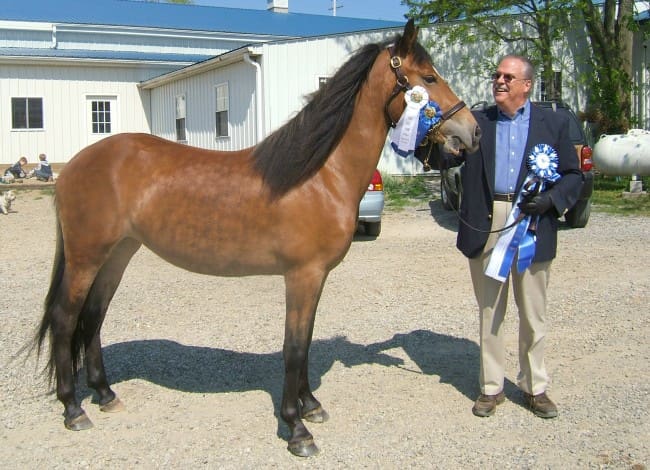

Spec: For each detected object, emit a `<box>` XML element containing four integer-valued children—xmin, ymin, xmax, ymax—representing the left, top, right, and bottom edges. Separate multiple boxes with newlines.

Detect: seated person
<box><xmin>29</xmin><ymin>153</ymin><xmax>53</xmax><ymax>181</ymax></box>
<box><xmin>4</xmin><ymin>156</ymin><xmax>28</xmax><ymax>179</ymax></box>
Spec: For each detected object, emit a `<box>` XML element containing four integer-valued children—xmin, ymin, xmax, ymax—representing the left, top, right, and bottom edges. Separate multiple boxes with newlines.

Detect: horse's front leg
<box><xmin>282</xmin><ymin>268</ymin><xmax>329</xmax><ymax>457</ymax></box>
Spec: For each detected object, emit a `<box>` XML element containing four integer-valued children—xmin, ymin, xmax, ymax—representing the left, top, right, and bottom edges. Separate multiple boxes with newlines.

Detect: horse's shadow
<box><xmin>79</xmin><ymin>330</ymin><xmax>498</xmax><ymax>439</ymax></box>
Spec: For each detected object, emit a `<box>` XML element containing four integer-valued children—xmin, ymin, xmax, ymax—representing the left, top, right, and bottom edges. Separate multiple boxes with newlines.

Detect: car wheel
<box><xmin>364</xmin><ymin>221</ymin><xmax>381</xmax><ymax>237</ymax></box>
<box><xmin>440</xmin><ymin>175</ymin><xmax>458</xmax><ymax>211</ymax></box>
<box><xmin>564</xmin><ymin>199</ymin><xmax>591</xmax><ymax>228</ymax></box>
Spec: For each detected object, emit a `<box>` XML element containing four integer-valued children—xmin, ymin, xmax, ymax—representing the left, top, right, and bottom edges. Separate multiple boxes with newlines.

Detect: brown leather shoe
<box><xmin>524</xmin><ymin>392</ymin><xmax>558</xmax><ymax>418</ymax></box>
<box><xmin>472</xmin><ymin>392</ymin><xmax>505</xmax><ymax>417</ymax></box>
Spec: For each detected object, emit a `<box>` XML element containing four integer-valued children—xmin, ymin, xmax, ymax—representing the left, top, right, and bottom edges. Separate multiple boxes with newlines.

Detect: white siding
<box><xmin>149</xmin><ymin>61</ymin><xmax>257</xmax><ymax>150</ymax></box>
<box><xmin>0</xmin><ymin>62</ymin><xmax>175</xmax><ymax>164</ymax></box>
<box><xmin>258</xmin><ymin>31</ymin><xmax>398</xmax><ymax>136</ymax></box>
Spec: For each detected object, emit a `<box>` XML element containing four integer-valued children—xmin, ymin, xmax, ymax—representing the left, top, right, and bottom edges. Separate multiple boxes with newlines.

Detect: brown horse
<box><xmin>32</xmin><ymin>20</ymin><xmax>480</xmax><ymax>457</ymax></box>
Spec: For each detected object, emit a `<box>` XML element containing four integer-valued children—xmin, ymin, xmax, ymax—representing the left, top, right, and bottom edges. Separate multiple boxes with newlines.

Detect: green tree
<box><xmin>404</xmin><ymin>0</ymin><xmax>641</xmax><ymax>133</ymax></box>
<box><xmin>404</xmin><ymin>0</ymin><xmax>574</xmax><ymax>101</ymax></box>
<box><xmin>576</xmin><ymin>0</ymin><xmax>635</xmax><ymax>133</ymax></box>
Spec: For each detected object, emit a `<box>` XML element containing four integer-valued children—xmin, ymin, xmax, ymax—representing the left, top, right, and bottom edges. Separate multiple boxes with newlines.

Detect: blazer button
<box><xmin>488</xmin><ymin>214</ymin><xmax>492</xmax><ymax>219</ymax></box>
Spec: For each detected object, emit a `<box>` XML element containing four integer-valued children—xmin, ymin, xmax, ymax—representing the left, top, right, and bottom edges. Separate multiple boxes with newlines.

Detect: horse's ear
<box><xmin>396</xmin><ymin>19</ymin><xmax>419</xmax><ymax>57</ymax></box>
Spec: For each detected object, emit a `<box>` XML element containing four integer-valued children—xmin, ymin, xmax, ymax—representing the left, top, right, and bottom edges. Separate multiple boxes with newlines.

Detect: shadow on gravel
<box><xmin>78</xmin><ymin>329</ymin><xmax>495</xmax><ymax>439</ymax></box>
<box><xmin>427</xmin><ymin>200</ymin><xmax>459</xmax><ymax>232</ymax></box>
<box><xmin>365</xmin><ymin>330</ymin><xmax>478</xmax><ymax>399</ymax></box>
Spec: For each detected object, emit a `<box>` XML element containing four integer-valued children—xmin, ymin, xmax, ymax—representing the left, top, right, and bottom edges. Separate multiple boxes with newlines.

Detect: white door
<box><xmin>86</xmin><ymin>96</ymin><xmax>117</xmax><ymax>145</ymax></box>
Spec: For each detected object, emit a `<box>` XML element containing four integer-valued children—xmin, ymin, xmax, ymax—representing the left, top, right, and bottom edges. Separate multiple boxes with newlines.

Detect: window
<box><xmin>91</xmin><ymin>100</ymin><xmax>112</xmax><ymax>134</ymax></box>
<box><xmin>12</xmin><ymin>97</ymin><xmax>43</xmax><ymax>129</ymax></box>
<box><xmin>539</xmin><ymin>71</ymin><xmax>562</xmax><ymax>101</ymax></box>
<box><xmin>215</xmin><ymin>83</ymin><xmax>229</xmax><ymax>138</ymax></box>
<box><xmin>175</xmin><ymin>95</ymin><xmax>187</xmax><ymax>142</ymax></box>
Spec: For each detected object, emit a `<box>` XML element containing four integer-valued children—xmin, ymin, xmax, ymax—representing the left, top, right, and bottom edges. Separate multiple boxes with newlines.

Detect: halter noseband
<box><xmin>383</xmin><ymin>46</ymin><xmax>467</xmax><ymax>132</ymax></box>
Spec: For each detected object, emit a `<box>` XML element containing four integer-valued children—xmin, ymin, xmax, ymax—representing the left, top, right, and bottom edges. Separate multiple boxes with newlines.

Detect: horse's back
<box><xmin>53</xmin><ymin>133</ymin><xmax>350</xmax><ymax>275</ymax></box>
<box><xmin>57</xmin><ymin>133</ymin><xmax>255</xmax><ymax>203</ymax></box>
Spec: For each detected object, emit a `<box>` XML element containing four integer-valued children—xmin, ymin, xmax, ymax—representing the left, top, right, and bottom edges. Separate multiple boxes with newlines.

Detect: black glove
<box><xmin>518</xmin><ymin>192</ymin><xmax>554</xmax><ymax>215</ymax></box>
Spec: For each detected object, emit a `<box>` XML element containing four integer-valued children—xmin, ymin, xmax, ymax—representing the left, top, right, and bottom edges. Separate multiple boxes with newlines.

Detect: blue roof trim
<box><xmin>0</xmin><ymin>47</ymin><xmax>212</xmax><ymax>63</ymax></box>
<box><xmin>2</xmin><ymin>0</ymin><xmax>403</xmax><ymax>37</ymax></box>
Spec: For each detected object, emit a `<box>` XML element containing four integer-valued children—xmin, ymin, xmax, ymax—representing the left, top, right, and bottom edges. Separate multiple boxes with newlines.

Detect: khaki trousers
<box><xmin>468</xmin><ymin>201</ymin><xmax>551</xmax><ymax>396</ymax></box>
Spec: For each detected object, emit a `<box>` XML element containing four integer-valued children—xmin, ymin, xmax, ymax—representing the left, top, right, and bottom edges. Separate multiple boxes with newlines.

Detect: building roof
<box><xmin>2</xmin><ymin>0</ymin><xmax>403</xmax><ymax>37</ymax></box>
<box><xmin>0</xmin><ymin>47</ymin><xmax>212</xmax><ymax>64</ymax></box>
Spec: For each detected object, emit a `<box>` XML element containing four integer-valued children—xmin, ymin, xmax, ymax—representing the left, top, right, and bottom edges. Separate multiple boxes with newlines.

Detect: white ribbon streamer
<box><xmin>485</xmin><ymin>176</ymin><xmax>534</xmax><ymax>282</ymax></box>
<box><xmin>390</xmin><ymin>86</ymin><xmax>429</xmax><ymax>156</ymax></box>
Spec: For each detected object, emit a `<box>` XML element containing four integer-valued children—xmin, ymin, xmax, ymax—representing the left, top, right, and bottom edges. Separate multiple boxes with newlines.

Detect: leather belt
<box><xmin>494</xmin><ymin>193</ymin><xmax>516</xmax><ymax>202</ymax></box>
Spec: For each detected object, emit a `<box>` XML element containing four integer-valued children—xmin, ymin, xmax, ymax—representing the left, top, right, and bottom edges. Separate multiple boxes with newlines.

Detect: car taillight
<box><xmin>367</xmin><ymin>170</ymin><xmax>383</xmax><ymax>191</ymax></box>
<box><xmin>581</xmin><ymin>146</ymin><xmax>593</xmax><ymax>172</ymax></box>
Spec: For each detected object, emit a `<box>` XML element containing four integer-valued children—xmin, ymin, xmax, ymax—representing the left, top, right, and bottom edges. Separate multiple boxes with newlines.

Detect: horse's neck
<box><xmin>325</xmin><ymin>81</ymin><xmax>392</xmax><ymax>193</ymax></box>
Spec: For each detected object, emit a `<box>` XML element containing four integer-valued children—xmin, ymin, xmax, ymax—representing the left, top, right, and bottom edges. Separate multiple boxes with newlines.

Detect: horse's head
<box><xmin>384</xmin><ymin>20</ymin><xmax>481</xmax><ymax>159</ymax></box>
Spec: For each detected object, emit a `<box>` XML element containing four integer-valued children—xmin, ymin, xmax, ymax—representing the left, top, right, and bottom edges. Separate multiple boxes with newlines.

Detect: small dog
<box><xmin>1</xmin><ymin>190</ymin><xmax>16</xmax><ymax>215</ymax></box>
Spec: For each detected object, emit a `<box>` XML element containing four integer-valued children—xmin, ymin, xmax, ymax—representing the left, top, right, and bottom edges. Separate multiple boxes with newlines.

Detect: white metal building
<box><xmin>0</xmin><ymin>0</ymin><xmax>402</xmax><ymax>167</ymax></box>
<box><xmin>2</xmin><ymin>0</ymin><xmax>648</xmax><ymax>176</ymax></box>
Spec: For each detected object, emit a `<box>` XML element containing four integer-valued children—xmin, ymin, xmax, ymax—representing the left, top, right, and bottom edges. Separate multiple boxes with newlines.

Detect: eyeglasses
<box><xmin>491</xmin><ymin>72</ymin><xmax>531</xmax><ymax>83</ymax></box>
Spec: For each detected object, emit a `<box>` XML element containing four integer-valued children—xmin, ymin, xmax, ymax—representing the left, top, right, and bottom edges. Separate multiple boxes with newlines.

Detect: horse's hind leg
<box><xmin>49</xmin><ymin>267</ymin><xmax>102</xmax><ymax>431</ymax></box>
<box><xmin>82</xmin><ymin>239</ymin><xmax>141</xmax><ymax>413</ymax></box>
<box><xmin>282</xmin><ymin>267</ymin><xmax>329</xmax><ymax>457</ymax></box>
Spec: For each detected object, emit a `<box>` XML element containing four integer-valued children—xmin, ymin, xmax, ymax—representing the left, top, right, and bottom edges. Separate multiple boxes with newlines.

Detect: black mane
<box><xmin>252</xmin><ymin>39</ymin><xmax>388</xmax><ymax>196</ymax></box>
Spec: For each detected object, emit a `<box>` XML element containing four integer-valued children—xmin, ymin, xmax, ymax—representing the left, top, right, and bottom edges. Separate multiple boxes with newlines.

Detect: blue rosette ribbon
<box><xmin>390</xmin><ymin>85</ymin><xmax>443</xmax><ymax>157</ymax></box>
<box><xmin>415</xmin><ymin>101</ymin><xmax>442</xmax><ymax>146</ymax></box>
<box><xmin>485</xmin><ymin>144</ymin><xmax>561</xmax><ymax>282</ymax></box>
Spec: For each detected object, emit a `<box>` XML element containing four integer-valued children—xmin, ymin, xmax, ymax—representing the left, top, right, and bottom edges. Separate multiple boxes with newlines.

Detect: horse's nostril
<box><xmin>475</xmin><ymin>125</ymin><xmax>482</xmax><ymax>139</ymax></box>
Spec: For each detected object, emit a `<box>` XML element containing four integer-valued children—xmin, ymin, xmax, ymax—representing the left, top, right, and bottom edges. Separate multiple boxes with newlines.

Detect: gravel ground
<box><xmin>1</xmin><ymin>188</ymin><xmax>648</xmax><ymax>469</ymax></box>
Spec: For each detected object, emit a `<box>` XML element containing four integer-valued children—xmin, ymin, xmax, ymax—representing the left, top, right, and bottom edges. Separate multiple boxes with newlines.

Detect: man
<box><xmin>456</xmin><ymin>55</ymin><xmax>583</xmax><ymax>418</ymax></box>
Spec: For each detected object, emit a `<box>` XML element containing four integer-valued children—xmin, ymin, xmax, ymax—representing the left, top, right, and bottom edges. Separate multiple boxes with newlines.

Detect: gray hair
<box><xmin>500</xmin><ymin>54</ymin><xmax>535</xmax><ymax>82</ymax></box>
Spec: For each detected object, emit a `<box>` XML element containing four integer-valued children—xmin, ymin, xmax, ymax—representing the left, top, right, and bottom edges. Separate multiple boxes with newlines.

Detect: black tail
<box><xmin>33</xmin><ymin>213</ymin><xmax>66</xmax><ymax>384</ymax></box>
<box><xmin>33</xmin><ymin>207</ymin><xmax>88</xmax><ymax>385</ymax></box>
<box><xmin>24</xmin><ymin>200</ymin><xmax>92</xmax><ymax>387</ymax></box>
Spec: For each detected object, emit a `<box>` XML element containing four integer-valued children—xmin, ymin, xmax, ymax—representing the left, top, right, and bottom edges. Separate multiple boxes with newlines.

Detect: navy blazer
<box><xmin>457</xmin><ymin>103</ymin><xmax>583</xmax><ymax>261</ymax></box>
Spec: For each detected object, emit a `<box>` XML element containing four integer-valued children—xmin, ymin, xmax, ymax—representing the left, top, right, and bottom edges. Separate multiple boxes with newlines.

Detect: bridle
<box><xmin>383</xmin><ymin>48</ymin><xmax>530</xmax><ymax>235</ymax></box>
<box><xmin>383</xmin><ymin>46</ymin><xmax>467</xmax><ymax>138</ymax></box>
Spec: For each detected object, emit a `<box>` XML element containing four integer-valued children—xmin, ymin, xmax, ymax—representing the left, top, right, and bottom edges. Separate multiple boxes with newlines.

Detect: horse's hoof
<box><xmin>287</xmin><ymin>437</ymin><xmax>319</xmax><ymax>457</ymax></box>
<box><xmin>65</xmin><ymin>413</ymin><xmax>94</xmax><ymax>431</ymax></box>
<box><xmin>302</xmin><ymin>406</ymin><xmax>329</xmax><ymax>423</ymax></box>
<box><xmin>100</xmin><ymin>397</ymin><xmax>125</xmax><ymax>413</ymax></box>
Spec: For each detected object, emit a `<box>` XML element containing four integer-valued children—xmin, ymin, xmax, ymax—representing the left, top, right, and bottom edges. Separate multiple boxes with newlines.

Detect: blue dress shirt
<box><xmin>494</xmin><ymin>100</ymin><xmax>531</xmax><ymax>194</ymax></box>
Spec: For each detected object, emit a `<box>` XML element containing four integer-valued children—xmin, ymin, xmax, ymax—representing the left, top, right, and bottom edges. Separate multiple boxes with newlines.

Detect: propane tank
<box><xmin>592</xmin><ymin>129</ymin><xmax>650</xmax><ymax>175</ymax></box>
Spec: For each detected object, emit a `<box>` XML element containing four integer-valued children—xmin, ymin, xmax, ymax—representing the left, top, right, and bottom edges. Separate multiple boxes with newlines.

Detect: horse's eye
<box><xmin>424</xmin><ymin>75</ymin><xmax>437</xmax><ymax>84</ymax></box>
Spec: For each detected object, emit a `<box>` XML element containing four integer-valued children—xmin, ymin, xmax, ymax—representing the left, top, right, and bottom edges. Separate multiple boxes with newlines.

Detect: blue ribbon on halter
<box><xmin>416</xmin><ymin>101</ymin><xmax>442</xmax><ymax>145</ymax></box>
<box><xmin>485</xmin><ymin>144</ymin><xmax>560</xmax><ymax>282</ymax></box>
<box><xmin>390</xmin><ymin>85</ymin><xmax>443</xmax><ymax>157</ymax></box>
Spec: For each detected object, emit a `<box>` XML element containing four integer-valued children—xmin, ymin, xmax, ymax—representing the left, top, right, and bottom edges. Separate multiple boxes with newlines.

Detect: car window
<box><xmin>564</xmin><ymin>112</ymin><xmax>585</xmax><ymax>144</ymax></box>
<box><xmin>534</xmin><ymin>103</ymin><xmax>585</xmax><ymax>145</ymax></box>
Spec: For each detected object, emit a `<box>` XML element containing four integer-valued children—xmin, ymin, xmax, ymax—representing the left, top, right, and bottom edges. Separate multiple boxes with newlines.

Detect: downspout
<box><xmin>243</xmin><ymin>53</ymin><xmax>264</xmax><ymax>142</ymax></box>
<box><xmin>51</xmin><ymin>24</ymin><xmax>57</xmax><ymax>49</ymax></box>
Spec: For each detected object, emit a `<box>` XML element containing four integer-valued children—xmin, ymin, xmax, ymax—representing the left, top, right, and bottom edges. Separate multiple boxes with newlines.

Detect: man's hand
<box><xmin>518</xmin><ymin>192</ymin><xmax>554</xmax><ymax>215</ymax></box>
